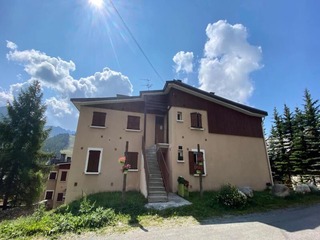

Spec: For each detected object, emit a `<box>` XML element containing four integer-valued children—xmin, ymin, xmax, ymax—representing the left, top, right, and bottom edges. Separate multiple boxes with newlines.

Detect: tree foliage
<box><xmin>268</xmin><ymin>89</ymin><xmax>320</xmax><ymax>183</ymax></box>
<box><xmin>0</xmin><ymin>81</ymin><xmax>50</xmax><ymax>209</ymax></box>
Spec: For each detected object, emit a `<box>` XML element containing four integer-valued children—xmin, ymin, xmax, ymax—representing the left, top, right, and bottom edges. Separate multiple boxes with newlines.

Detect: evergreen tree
<box><xmin>302</xmin><ymin>89</ymin><xmax>320</xmax><ymax>175</ymax></box>
<box><xmin>0</xmin><ymin>81</ymin><xmax>50</xmax><ymax>209</ymax></box>
<box><xmin>282</xmin><ymin>105</ymin><xmax>294</xmax><ymax>180</ymax></box>
<box><xmin>290</xmin><ymin>107</ymin><xmax>308</xmax><ymax>175</ymax></box>
<box><xmin>268</xmin><ymin>108</ymin><xmax>287</xmax><ymax>182</ymax></box>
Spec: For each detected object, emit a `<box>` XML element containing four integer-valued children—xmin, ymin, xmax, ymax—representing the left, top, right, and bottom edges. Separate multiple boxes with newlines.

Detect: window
<box><xmin>85</xmin><ymin>148</ymin><xmax>103</xmax><ymax>174</ymax></box>
<box><xmin>127</xmin><ymin>116</ymin><xmax>140</xmax><ymax>130</ymax></box>
<box><xmin>190</xmin><ymin>112</ymin><xmax>202</xmax><ymax>129</ymax></box>
<box><xmin>126</xmin><ymin>152</ymin><xmax>138</xmax><ymax>170</ymax></box>
<box><xmin>48</xmin><ymin>171</ymin><xmax>57</xmax><ymax>180</ymax></box>
<box><xmin>177</xmin><ymin>111</ymin><xmax>183</xmax><ymax>121</ymax></box>
<box><xmin>57</xmin><ymin>193</ymin><xmax>64</xmax><ymax>202</ymax></box>
<box><xmin>178</xmin><ymin>146</ymin><xmax>184</xmax><ymax>161</ymax></box>
<box><xmin>188</xmin><ymin>150</ymin><xmax>206</xmax><ymax>175</ymax></box>
<box><xmin>60</xmin><ymin>171</ymin><xmax>67</xmax><ymax>181</ymax></box>
<box><xmin>91</xmin><ymin>111</ymin><xmax>106</xmax><ymax>127</ymax></box>
<box><xmin>45</xmin><ymin>190</ymin><xmax>54</xmax><ymax>200</ymax></box>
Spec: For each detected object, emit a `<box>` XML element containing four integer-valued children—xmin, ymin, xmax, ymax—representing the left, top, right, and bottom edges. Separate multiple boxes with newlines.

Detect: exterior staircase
<box><xmin>146</xmin><ymin>145</ymin><xmax>168</xmax><ymax>203</ymax></box>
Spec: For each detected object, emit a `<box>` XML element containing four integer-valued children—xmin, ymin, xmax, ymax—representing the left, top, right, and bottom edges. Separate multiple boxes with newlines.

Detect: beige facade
<box><xmin>44</xmin><ymin>163</ymin><xmax>70</xmax><ymax>209</ymax></box>
<box><xmin>167</xmin><ymin>107</ymin><xmax>271</xmax><ymax>192</ymax></box>
<box><xmin>65</xmin><ymin>80</ymin><xmax>272</xmax><ymax>204</ymax></box>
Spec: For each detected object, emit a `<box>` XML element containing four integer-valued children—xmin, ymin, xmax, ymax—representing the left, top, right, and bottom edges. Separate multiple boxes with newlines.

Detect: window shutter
<box><xmin>87</xmin><ymin>150</ymin><xmax>101</xmax><ymax>172</ymax></box>
<box><xmin>197</xmin><ymin>152</ymin><xmax>204</xmax><ymax>174</ymax></box>
<box><xmin>188</xmin><ymin>151</ymin><xmax>196</xmax><ymax>174</ymax></box>
<box><xmin>190</xmin><ymin>112</ymin><xmax>197</xmax><ymax>128</ymax></box>
<box><xmin>198</xmin><ymin>113</ymin><xmax>202</xmax><ymax>128</ymax></box>
<box><xmin>92</xmin><ymin>112</ymin><xmax>106</xmax><ymax>127</ymax></box>
<box><xmin>126</xmin><ymin>152</ymin><xmax>138</xmax><ymax>169</ymax></box>
<box><xmin>60</xmin><ymin>171</ymin><xmax>67</xmax><ymax>181</ymax></box>
<box><xmin>57</xmin><ymin>193</ymin><xmax>64</xmax><ymax>202</ymax></box>
<box><xmin>127</xmin><ymin>116</ymin><xmax>140</xmax><ymax>130</ymax></box>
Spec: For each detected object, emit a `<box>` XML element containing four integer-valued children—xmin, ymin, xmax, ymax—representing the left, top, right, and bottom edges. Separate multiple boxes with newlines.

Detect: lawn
<box><xmin>1</xmin><ymin>190</ymin><xmax>320</xmax><ymax>239</ymax></box>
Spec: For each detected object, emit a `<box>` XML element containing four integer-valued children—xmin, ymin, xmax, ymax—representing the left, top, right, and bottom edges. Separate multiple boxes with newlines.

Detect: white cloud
<box><xmin>1</xmin><ymin>42</ymin><xmax>134</xmax><ymax>130</ymax></box>
<box><xmin>198</xmin><ymin>20</ymin><xmax>262</xmax><ymax>103</ymax></box>
<box><xmin>6</xmin><ymin>40</ymin><xmax>17</xmax><ymax>50</ymax></box>
<box><xmin>172</xmin><ymin>51</ymin><xmax>194</xmax><ymax>74</ymax></box>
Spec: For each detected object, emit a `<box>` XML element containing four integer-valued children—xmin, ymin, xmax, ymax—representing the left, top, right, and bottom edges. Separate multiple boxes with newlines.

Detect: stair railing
<box><xmin>157</xmin><ymin>148</ymin><xmax>170</xmax><ymax>194</ymax></box>
<box><xmin>142</xmin><ymin>136</ymin><xmax>149</xmax><ymax>196</ymax></box>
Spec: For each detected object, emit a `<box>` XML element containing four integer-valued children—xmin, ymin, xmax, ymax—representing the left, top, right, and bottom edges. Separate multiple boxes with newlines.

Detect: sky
<box><xmin>0</xmin><ymin>0</ymin><xmax>319</xmax><ymax>134</ymax></box>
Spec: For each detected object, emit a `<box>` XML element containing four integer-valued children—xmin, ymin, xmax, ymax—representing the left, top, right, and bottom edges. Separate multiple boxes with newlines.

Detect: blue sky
<box><xmin>0</xmin><ymin>0</ymin><xmax>319</xmax><ymax>133</ymax></box>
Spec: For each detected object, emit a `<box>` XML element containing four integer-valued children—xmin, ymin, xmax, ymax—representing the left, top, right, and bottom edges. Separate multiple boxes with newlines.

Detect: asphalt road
<box><xmin>75</xmin><ymin>204</ymin><xmax>320</xmax><ymax>240</ymax></box>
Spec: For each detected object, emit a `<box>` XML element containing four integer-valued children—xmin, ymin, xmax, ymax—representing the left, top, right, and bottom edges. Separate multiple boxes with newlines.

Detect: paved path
<box><xmin>74</xmin><ymin>204</ymin><xmax>320</xmax><ymax>240</ymax></box>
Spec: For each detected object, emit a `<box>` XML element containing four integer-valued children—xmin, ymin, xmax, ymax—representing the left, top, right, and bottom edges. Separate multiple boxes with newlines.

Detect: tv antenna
<box><xmin>141</xmin><ymin>78</ymin><xmax>153</xmax><ymax>91</ymax></box>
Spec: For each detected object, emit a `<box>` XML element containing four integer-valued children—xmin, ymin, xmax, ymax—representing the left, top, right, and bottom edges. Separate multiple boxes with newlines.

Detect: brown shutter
<box><xmin>126</xmin><ymin>152</ymin><xmax>138</xmax><ymax>169</ymax></box>
<box><xmin>57</xmin><ymin>193</ymin><xmax>64</xmax><ymax>202</ymax></box>
<box><xmin>45</xmin><ymin>191</ymin><xmax>53</xmax><ymax>200</ymax></box>
<box><xmin>188</xmin><ymin>151</ymin><xmax>196</xmax><ymax>174</ymax></box>
<box><xmin>92</xmin><ymin>112</ymin><xmax>106</xmax><ymax>127</ymax></box>
<box><xmin>197</xmin><ymin>152</ymin><xmax>204</xmax><ymax>174</ymax></box>
<box><xmin>87</xmin><ymin>150</ymin><xmax>101</xmax><ymax>172</ymax></box>
<box><xmin>198</xmin><ymin>113</ymin><xmax>202</xmax><ymax>128</ymax></box>
<box><xmin>127</xmin><ymin>116</ymin><xmax>140</xmax><ymax>130</ymax></box>
<box><xmin>49</xmin><ymin>172</ymin><xmax>57</xmax><ymax>180</ymax></box>
<box><xmin>190</xmin><ymin>112</ymin><xmax>197</xmax><ymax>128</ymax></box>
<box><xmin>60</xmin><ymin>171</ymin><xmax>67</xmax><ymax>181</ymax></box>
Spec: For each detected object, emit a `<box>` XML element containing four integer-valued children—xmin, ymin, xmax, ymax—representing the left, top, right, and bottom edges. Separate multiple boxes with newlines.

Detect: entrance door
<box><xmin>155</xmin><ymin>116</ymin><xmax>165</xmax><ymax>144</ymax></box>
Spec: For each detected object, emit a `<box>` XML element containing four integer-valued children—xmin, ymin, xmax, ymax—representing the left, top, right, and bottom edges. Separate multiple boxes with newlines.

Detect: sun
<box><xmin>88</xmin><ymin>0</ymin><xmax>104</xmax><ymax>9</ymax></box>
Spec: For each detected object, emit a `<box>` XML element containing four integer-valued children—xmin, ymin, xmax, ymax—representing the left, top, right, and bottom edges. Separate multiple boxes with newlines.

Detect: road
<box><xmin>73</xmin><ymin>204</ymin><xmax>320</xmax><ymax>240</ymax></box>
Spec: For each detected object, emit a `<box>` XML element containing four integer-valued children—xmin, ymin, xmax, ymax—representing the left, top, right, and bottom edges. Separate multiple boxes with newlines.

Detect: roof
<box><xmin>71</xmin><ymin>80</ymin><xmax>267</xmax><ymax>117</ymax></box>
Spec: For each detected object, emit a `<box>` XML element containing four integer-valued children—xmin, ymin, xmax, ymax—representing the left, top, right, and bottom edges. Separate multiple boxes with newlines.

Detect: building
<box><xmin>43</xmin><ymin>155</ymin><xmax>71</xmax><ymax>209</ymax></box>
<box><xmin>65</xmin><ymin>80</ymin><xmax>272</xmax><ymax>204</ymax></box>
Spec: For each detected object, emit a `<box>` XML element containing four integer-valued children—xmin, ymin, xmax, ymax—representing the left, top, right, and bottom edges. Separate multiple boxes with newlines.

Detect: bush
<box><xmin>216</xmin><ymin>184</ymin><xmax>247</xmax><ymax>209</ymax></box>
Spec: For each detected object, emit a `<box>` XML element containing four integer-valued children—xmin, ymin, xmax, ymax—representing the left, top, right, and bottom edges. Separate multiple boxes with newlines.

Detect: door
<box><xmin>155</xmin><ymin>116</ymin><xmax>165</xmax><ymax>144</ymax></box>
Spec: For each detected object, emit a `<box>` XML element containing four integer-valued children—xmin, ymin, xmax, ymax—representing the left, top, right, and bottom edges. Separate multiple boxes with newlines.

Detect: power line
<box><xmin>109</xmin><ymin>0</ymin><xmax>164</xmax><ymax>83</ymax></box>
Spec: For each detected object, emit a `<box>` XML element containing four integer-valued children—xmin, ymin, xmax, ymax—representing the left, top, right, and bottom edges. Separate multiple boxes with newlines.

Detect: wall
<box><xmin>168</xmin><ymin>106</ymin><xmax>272</xmax><ymax>193</ymax></box>
<box><xmin>65</xmin><ymin>107</ymin><xmax>144</xmax><ymax>203</ymax></box>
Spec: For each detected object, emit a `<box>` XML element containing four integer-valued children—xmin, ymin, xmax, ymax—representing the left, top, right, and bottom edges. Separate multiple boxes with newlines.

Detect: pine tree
<box><xmin>282</xmin><ymin>105</ymin><xmax>294</xmax><ymax>180</ymax></box>
<box><xmin>268</xmin><ymin>108</ymin><xmax>287</xmax><ymax>182</ymax></box>
<box><xmin>302</xmin><ymin>89</ymin><xmax>320</xmax><ymax>175</ymax></box>
<box><xmin>290</xmin><ymin>108</ymin><xmax>308</xmax><ymax>176</ymax></box>
<box><xmin>0</xmin><ymin>81</ymin><xmax>50</xmax><ymax>209</ymax></box>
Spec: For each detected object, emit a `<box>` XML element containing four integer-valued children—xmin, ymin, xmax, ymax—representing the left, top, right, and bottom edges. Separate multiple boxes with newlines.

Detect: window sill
<box><xmin>176</xmin><ymin>120</ymin><xmax>184</xmax><ymax>123</ymax></box>
<box><xmin>190</xmin><ymin>127</ymin><xmax>204</xmax><ymax>131</ymax></box>
<box><xmin>84</xmin><ymin>172</ymin><xmax>100</xmax><ymax>175</ymax></box>
<box><xmin>193</xmin><ymin>173</ymin><xmax>207</xmax><ymax>177</ymax></box>
<box><xmin>90</xmin><ymin>125</ymin><xmax>106</xmax><ymax>129</ymax></box>
<box><xmin>177</xmin><ymin>160</ymin><xmax>185</xmax><ymax>163</ymax></box>
<box><xmin>128</xmin><ymin>169</ymin><xmax>138</xmax><ymax>172</ymax></box>
<box><xmin>125</xmin><ymin>129</ymin><xmax>141</xmax><ymax>132</ymax></box>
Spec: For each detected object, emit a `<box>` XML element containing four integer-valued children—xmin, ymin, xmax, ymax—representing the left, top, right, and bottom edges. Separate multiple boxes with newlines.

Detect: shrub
<box><xmin>216</xmin><ymin>184</ymin><xmax>247</xmax><ymax>209</ymax></box>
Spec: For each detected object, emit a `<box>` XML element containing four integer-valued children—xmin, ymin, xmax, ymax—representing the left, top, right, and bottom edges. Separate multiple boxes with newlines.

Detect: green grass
<box><xmin>1</xmin><ymin>190</ymin><xmax>320</xmax><ymax>239</ymax></box>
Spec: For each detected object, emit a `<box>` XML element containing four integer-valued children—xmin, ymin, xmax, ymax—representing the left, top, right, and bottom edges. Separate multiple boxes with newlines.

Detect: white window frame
<box><xmin>177</xmin><ymin>145</ymin><xmax>184</xmax><ymax>162</ymax></box>
<box><xmin>44</xmin><ymin>190</ymin><xmax>54</xmax><ymax>200</ymax></box>
<box><xmin>84</xmin><ymin>148</ymin><xmax>103</xmax><ymax>174</ymax></box>
<box><xmin>177</xmin><ymin>111</ymin><xmax>183</xmax><ymax>122</ymax></box>
<box><xmin>191</xmin><ymin>149</ymin><xmax>207</xmax><ymax>176</ymax></box>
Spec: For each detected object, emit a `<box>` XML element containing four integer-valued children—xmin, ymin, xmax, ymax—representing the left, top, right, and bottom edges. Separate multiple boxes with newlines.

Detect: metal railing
<box><xmin>157</xmin><ymin>147</ymin><xmax>170</xmax><ymax>194</ymax></box>
<box><xmin>142</xmin><ymin>136</ymin><xmax>149</xmax><ymax>196</ymax></box>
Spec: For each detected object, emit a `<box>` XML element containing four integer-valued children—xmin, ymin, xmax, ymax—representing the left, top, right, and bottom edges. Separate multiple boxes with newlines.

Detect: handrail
<box><xmin>157</xmin><ymin>147</ymin><xmax>170</xmax><ymax>194</ymax></box>
<box><xmin>142</xmin><ymin>136</ymin><xmax>149</xmax><ymax>196</ymax></box>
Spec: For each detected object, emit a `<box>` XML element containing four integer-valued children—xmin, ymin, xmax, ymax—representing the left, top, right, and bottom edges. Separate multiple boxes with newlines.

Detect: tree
<box><xmin>0</xmin><ymin>81</ymin><xmax>50</xmax><ymax>209</ymax></box>
<box><xmin>268</xmin><ymin>108</ymin><xmax>287</xmax><ymax>182</ymax></box>
<box><xmin>302</xmin><ymin>89</ymin><xmax>320</xmax><ymax>175</ymax></box>
<box><xmin>290</xmin><ymin>108</ymin><xmax>308</xmax><ymax>176</ymax></box>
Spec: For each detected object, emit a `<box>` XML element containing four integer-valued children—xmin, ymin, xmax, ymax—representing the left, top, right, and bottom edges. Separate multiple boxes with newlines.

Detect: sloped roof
<box><xmin>71</xmin><ymin>80</ymin><xmax>267</xmax><ymax>117</ymax></box>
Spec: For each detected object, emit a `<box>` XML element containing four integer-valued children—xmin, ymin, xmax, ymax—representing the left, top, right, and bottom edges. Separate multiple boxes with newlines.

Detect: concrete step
<box><xmin>148</xmin><ymin>195</ymin><xmax>168</xmax><ymax>203</ymax></box>
<box><xmin>149</xmin><ymin>191</ymin><xmax>167</xmax><ymax>197</ymax></box>
<box><xmin>149</xmin><ymin>173</ymin><xmax>162</xmax><ymax>178</ymax></box>
<box><xmin>149</xmin><ymin>187</ymin><xmax>165</xmax><ymax>192</ymax></box>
